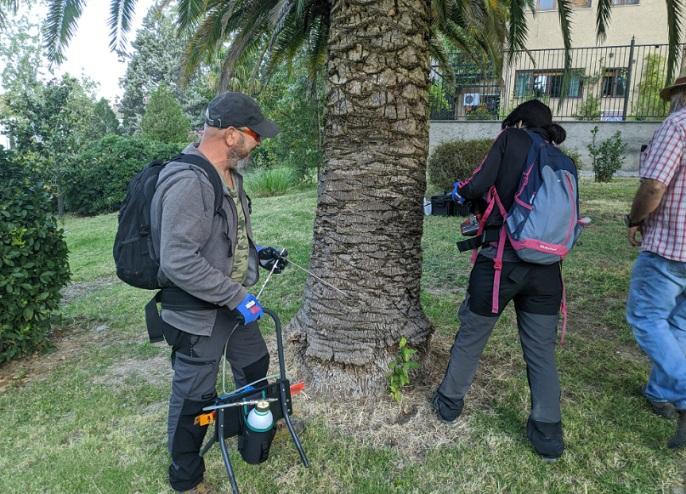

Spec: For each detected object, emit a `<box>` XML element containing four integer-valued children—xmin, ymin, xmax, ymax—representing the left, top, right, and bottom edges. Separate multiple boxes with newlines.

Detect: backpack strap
<box><xmin>174</xmin><ymin>154</ymin><xmax>225</xmax><ymax>215</ymax></box>
<box><xmin>489</xmin><ymin>189</ymin><xmax>509</xmax><ymax>315</ymax></box>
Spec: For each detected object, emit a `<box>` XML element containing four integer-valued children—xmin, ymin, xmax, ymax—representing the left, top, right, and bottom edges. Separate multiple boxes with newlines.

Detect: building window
<box><xmin>514</xmin><ymin>70</ymin><xmax>584</xmax><ymax>98</ymax></box>
<box><xmin>536</xmin><ymin>0</ymin><xmax>591</xmax><ymax>10</ymax></box>
<box><xmin>612</xmin><ymin>0</ymin><xmax>638</xmax><ymax>4</ymax></box>
<box><xmin>602</xmin><ymin>68</ymin><xmax>627</xmax><ymax>98</ymax></box>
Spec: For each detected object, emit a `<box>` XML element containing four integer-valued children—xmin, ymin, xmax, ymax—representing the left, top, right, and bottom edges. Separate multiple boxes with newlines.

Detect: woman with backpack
<box><xmin>432</xmin><ymin>100</ymin><xmax>578</xmax><ymax>462</ymax></box>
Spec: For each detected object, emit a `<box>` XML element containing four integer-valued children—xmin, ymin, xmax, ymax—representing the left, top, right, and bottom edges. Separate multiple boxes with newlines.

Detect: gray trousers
<box><xmin>438</xmin><ymin>298</ymin><xmax>561</xmax><ymax>422</ymax></box>
<box><xmin>167</xmin><ymin>308</ymin><xmax>269</xmax><ymax>491</ymax></box>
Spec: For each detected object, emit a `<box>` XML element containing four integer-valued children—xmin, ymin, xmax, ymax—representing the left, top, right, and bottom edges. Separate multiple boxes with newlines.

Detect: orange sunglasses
<box><xmin>238</xmin><ymin>127</ymin><xmax>261</xmax><ymax>143</ymax></box>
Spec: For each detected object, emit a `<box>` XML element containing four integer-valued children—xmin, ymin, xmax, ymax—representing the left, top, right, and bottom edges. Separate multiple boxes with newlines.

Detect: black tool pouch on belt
<box><xmin>456</xmin><ymin>227</ymin><xmax>500</xmax><ymax>253</ymax></box>
<box><xmin>144</xmin><ymin>287</ymin><xmax>220</xmax><ymax>344</ymax></box>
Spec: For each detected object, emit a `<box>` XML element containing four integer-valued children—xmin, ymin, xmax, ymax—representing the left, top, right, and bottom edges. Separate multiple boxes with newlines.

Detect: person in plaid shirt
<box><xmin>625</xmin><ymin>69</ymin><xmax>686</xmax><ymax>449</ymax></box>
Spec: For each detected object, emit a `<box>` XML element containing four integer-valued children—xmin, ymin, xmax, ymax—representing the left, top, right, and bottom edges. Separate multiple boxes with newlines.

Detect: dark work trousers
<box><xmin>167</xmin><ymin>308</ymin><xmax>269</xmax><ymax>492</ymax></box>
<box><xmin>438</xmin><ymin>255</ymin><xmax>563</xmax><ymax>425</ymax></box>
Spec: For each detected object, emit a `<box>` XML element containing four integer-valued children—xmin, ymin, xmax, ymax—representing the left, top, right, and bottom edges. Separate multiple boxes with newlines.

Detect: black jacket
<box><xmin>459</xmin><ymin>127</ymin><xmax>552</xmax><ymax>227</ymax></box>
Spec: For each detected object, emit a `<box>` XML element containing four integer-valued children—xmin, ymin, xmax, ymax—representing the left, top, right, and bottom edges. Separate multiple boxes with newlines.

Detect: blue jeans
<box><xmin>626</xmin><ymin>251</ymin><xmax>686</xmax><ymax>410</ymax></box>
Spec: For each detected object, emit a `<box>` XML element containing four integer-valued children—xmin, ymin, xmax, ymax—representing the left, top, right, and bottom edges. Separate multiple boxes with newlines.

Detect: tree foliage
<box><xmin>1</xmin><ymin>72</ymin><xmax>98</xmax><ymax>214</ymax></box>
<box><xmin>91</xmin><ymin>98</ymin><xmax>121</xmax><ymax>137</ymax></box>
<box><xmin>140</xmin><ymin>84</ymin><xmax>191</xmax><ymax>144</ymax></box>
<box><xmin>635</xmin><ymin>54</ymin><xmax>669</xmax><ymax>121</ymax></box>
<box><xmin>118</xmin><ymin>7</ymin><xmax>211</xmax><ymax>134</ymax></box>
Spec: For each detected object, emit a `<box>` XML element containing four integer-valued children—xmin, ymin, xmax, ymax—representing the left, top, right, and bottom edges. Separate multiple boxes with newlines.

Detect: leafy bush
<box><xmin>63</xmin><ymin>135</ymin><xmax>182</xmax><ymax>215</ymax></box>
<box><xmin>0</xmin><ymin>150</ymin><xmax>70</xmax><ymax>363</ymax></box>
<box><xmin>560</xmin><ymin>146</ymin><xmax>583</xmax><ymax>169</ymax></box>
<box><xmin>244</xmin><ymin>167</ymin><xmax>299</xmax><ymax>197</ymax></box>
<box><xmin>576</xmin><ymin>95</ymin><xmax>602</xmax><ymax>121</ymax></box>
<box><xmin>588</xmin><ymin>126</ymin><xmax>627</xmax><ymax>182</ymax></box>
<box><xmin>466</xmin><ymin>105</ymin><xmax>498</xmax><ymax>120</ymax></box>
<box><xmin>427</xmin><ymin>138</ymin><xmax>493</xmax><ymax>192</ymax></box>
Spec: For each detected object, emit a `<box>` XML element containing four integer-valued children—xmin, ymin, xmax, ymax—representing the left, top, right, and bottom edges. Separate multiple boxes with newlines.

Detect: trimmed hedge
<box><xmin>0</xmin><ymin>151</ymin><xmax>71</xmax><ymax>363</ymax></box>
<box><xmin>427</xmin><ymin>139</ymin><xmax>493</xmax><ymax>192</ymax></box>
<box><xmin>64</xmin><ymin>135</ymin><xmax>182</xmax><ymax>216</ymax></box>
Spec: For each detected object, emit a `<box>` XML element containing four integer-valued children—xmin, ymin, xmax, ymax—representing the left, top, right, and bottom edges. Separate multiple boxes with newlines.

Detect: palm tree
<box><xmin>0</xmin><ymin>0</ymin><xmax>17</xmax><ymax>29</ymax></box>
<box><xmin>42</xmin><ymin>0</ymin><xmax>683</xmax><ymax>396</ymax></box>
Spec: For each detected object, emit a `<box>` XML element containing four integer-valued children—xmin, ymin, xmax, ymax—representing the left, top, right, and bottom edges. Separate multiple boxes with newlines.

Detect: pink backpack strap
<box><xmin>489</xmin><ymin>189</ymin><xmax>509</xmax><ymax>315</ymax></box>
<box><xmin>559</xmin><ymin>267</ymin><xmax>567</xmax><ymax>345</ymax></box>
<box><xmin>491</xmin><ymin>226</ymin><xmax>507</xmax><ymax>314</ymax></box>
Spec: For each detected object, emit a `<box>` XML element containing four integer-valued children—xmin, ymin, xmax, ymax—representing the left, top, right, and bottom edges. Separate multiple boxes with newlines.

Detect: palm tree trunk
<box><xmin>287</xmin><ymin>0</ymin><xmax>433</xmax><ymax>396</ymax></box>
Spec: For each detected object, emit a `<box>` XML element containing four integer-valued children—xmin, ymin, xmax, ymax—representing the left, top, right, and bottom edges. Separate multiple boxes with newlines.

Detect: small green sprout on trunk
<box><xmin>387</xmin><ymin>337</ymin><xmax>420</xmax><ymax>403</ymax></box>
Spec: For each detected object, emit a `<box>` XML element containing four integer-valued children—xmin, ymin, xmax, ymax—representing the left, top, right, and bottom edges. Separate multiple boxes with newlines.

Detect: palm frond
<box><xmin>180</xmin><ymin>5</ymin><xmax>227</xmax><ymax>84</ymax></box>
<box><xmin>507</xmin><ymin>0</ymin><xmax>529</xmax><ymax>62</ymax></box>
<box><xmin>557</xmin><ymin>0</ymin><xmax>573</xmax><ymax>109</ymax></box>
<box><xmin>429</xmin><ymin>33</ymin><xmax>456</xmax><ymax>88</ymax></box>
<box><xmin>218</xmin><ymin>21</ymin><xmax>265</xmax><ymax>91</ymax></box>
<box><xmin>109</xmin><ymin>0</ymin><xmax>138</xmax><ymax>55</ymax></box>
<box><xmin>176</xmin><ymin>0</ymin><xmax>209</xmax><ymax>31</ymax></box>
<box><xmin>43</xmin><ymin>0</ymin><xmax>86</xmax><ymax>63</ymax></box>
<box><xmin>666</xmin><ymin>0</ymin><xmax>684</xmax><ymax>84</ymax></box>
<box><xmin>0</xmin><ymin>0</ymin><xmax>18</xmax><ymax>30</ymax></box>
<box><xmin>595</xmin><ymin>0</ymin><xmax>612</xmax><ymax>42</ymax></box>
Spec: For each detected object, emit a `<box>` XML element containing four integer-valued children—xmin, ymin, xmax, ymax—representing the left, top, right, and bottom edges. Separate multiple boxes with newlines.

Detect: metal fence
<box><xmin>430</xmin><ymin>39</ymin><xmax>681</xmax><ymax>121</ymax></box>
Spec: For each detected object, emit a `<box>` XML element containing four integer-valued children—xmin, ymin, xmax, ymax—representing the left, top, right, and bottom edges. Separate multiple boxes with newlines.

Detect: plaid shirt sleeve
<box><xmin>640</xmin><ymin>118</ymin><xmax>685</xmax><ymax>186</ymax></box>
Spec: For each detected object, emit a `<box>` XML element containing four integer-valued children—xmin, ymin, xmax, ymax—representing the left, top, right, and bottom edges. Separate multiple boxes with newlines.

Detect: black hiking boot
<box><xmin>431</xmin><ymin>391</ymin><xmax>463</xmax><ymax>424</ymax></box>
<box><xmin>668</xmin><ymin>410</ymin><xmax>686</xmax><ymax>449</ymax></box>
<box><xmin>527</xmin><ymin>418</ymin><xmax>564</xmax><ymax>462</ymax></box>
<box><xmin>649</xmin><ymin>399</ymin><xmax>677</xmax><ymax>419</ymax></box>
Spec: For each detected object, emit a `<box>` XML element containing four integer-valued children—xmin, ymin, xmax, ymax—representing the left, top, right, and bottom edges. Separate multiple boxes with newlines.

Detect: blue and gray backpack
<box><xmin>476</xmin><ymin>130</ymin><xmax>585</xmax><ymax>342</ymax></box>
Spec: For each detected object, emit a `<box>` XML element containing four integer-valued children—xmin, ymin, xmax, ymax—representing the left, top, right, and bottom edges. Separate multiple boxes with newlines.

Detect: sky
<box><xmin>25</xmin><ymin>0</ymin><xmax>156</xmax><ymax>103</ymax></box>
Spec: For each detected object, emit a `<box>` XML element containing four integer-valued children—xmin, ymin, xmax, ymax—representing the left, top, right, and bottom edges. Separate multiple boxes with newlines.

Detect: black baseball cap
<box><xmin>204</xmin><ymin>91</ymin><xmax>279</xmax><ymax>138</ymax></box>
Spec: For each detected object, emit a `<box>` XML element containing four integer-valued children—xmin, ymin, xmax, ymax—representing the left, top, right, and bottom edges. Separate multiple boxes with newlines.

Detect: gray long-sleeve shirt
<box><xmin>150</xmin><ymin>144</ymin><xmax>259</xmax><ymax>336</ymax></box>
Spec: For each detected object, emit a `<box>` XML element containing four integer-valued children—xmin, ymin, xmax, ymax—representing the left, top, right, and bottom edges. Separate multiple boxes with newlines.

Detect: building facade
<box><xmin>432</xmin><ymin>0</ymin><xmax>674</xmax><ymax>121</ymax></box>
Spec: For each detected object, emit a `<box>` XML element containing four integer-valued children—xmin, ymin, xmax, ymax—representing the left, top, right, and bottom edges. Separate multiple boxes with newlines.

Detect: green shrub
<box><xmin>560</xmin><ymin>146</ymin><xmax>583</xmax><ymax>169</ymax></box>
<box><xmin>576</xmin><ymin>95</ymin><xmax>602</xmax><ymax>121</ymax></box>
<box><xmin>588</xmin><ymin>126</ymin><xmax>627</xmax><ymax>182</ymax></box>
<box><xmin>427</xmin><ymin>139</ymin><xmax>493</xmax><ymax>192</ymax></box>
<box><xmin>244</xmin><ymin>167</ymin><xmax>299</xmax><ymax>197</ymax></box>
<box><xmin>0</xmin><ymin>150</ymin><xmax>70</xmax><ymax>363</ymax></box>
<box><xmin>466</xmin><ymin>105</ymin><xmax>498</xmax><ymax>120</ymax></box>
<box><xmin>63</xmin><ymin>135</ymin><xmax>182</xmax><ymax>216</ymax></box>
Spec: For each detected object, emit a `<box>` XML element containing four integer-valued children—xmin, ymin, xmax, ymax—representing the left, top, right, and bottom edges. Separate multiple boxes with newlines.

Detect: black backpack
<box><xmin>113</xmin><ymin>153</ymin><xmax>225</xmax><ymax>289</ymax></box>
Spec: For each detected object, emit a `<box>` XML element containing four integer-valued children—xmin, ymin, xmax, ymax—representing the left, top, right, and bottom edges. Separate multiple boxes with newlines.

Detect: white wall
<box><xmin>429</xmin><ymin>121</ymin><xmax>662</xmax><ymax>173</ymax></box>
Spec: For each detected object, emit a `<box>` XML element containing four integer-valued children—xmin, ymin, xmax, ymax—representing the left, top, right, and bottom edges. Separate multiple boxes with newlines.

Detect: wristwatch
<box><xmin>624</xmin><ymin>214</ymin><xmax>642</xmax><ymax>228</ymax></box>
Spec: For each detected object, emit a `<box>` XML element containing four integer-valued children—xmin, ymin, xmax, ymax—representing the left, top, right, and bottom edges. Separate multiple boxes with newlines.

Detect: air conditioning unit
<box><xmin>463</xmin><ymin>93</ymin><xmax>480</xmax><ymax>106</ymax></box>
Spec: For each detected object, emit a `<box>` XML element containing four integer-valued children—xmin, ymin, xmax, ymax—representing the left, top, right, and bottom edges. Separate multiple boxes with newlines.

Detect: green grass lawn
<box><xmin>1</xmin><ymin>179</ymin><xmax>685</xmax><ymax>493</ymax></box>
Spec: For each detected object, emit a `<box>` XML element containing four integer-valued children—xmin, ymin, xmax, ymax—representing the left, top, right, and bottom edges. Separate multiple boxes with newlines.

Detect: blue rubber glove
<box><xmin>236</xmin><ymin>293</ymin><xmax>263</xmax><ymax>325</ymax></box>
<box><xmin>451</xmin><ymin>181</ymin><xmax>465</xmax><ymax>204</ymax></box>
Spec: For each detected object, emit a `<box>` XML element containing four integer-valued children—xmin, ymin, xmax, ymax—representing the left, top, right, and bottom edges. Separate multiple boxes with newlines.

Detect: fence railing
<box><xmin>430</xmin><ymin>39</ymin><xmax>681</xmax><ymax>121</ymax></box>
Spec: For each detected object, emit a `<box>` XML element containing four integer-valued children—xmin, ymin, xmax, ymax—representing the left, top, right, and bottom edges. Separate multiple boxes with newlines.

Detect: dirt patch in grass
<box><xmin>92</xmin><ymin>353</ymin><xmax>171</xmax><ymax>387</ymax></box>
<box><xmin>60</xmin><ymin>276</ymin><xmax>119</xmax><ymax>305</ymax></box>
<box><xmin>0</xmin><ymin>318</ymin><xmax>124</xmax><ymax>393</ymax></box>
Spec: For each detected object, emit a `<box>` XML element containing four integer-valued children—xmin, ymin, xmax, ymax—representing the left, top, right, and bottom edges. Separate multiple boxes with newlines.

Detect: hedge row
<box><xmin>0</xmin><ymin>151</ymin><xmax>71</xmax><ymax>363</ymax></box>
<box><xmin>63</xmin><ymin>135</ymin><xmax>182</xmax><ymax>216</ymax></box>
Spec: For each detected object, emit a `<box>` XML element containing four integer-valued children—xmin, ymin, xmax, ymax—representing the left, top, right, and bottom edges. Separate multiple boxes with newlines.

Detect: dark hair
<box><xmin>547</xmin><ymin>123</ymin><xmax>566</xmax><ymax>145</ymax></box>
<box><xmin>502</xmin><ymin>99</ymin><xmax>566</xmax><ymax>145</ymax></box>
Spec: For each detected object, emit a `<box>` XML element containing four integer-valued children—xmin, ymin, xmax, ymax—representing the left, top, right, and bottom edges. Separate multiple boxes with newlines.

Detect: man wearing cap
<box><xmin>150</xmin><ymin>92</ymin><xmax>287</xmax><ymax>493</ymax></box>
<box><xmin>625</xmin><ymin>68</ymin><xmax>686</xmax><ymax>449</ymax></box>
